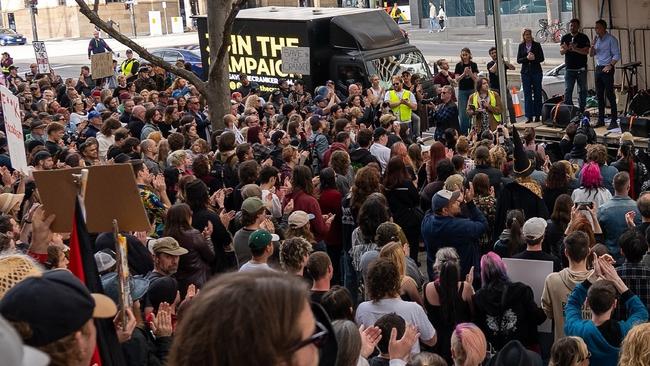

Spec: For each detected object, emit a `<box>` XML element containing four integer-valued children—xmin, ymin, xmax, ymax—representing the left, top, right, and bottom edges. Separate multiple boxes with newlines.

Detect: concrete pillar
<box><xmin>547</xmin><ymin>0</ymin><xmax>560</xmax><ymax>22</ymax></box>
<box><xmin>475</xmin><ymin>0</ymin><xmax>487</xmax><ymax>26</ymax></box>
<box><xmin>409</xmin><ymin>0</ymin><xmax>421</xmax><ymax>26</ymax></box>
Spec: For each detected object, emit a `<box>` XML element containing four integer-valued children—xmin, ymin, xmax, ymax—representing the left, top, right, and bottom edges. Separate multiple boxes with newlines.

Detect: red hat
<box><xmin>119</xmin><ymin>92</ymin><xmax>131</xmax><ymax>101</ymax></box>
<box><xmin>91</xmin><ymin>89</ymin><xmax>101</xmax><ymax>97</ymax></box>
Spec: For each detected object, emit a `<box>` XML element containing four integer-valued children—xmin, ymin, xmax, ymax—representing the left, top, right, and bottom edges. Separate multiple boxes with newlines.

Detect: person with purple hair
<box><xmin>472</xmin><ymin>252</ymin><xmax>547</xmax><ymax>352</ymax></box>
<box><xmin>571</xmin><ymin>161</ymin><xmax>612</xmax><ymax>209</ymax></box>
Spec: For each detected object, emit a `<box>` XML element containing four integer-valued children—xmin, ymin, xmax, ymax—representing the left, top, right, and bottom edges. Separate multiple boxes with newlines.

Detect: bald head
<box><xmin>638</xmin><ymin>192</ymin><xmax>650</xmax><ymax>219</ymax></box>
<box><xmin>132</xmin><ymin>105</ymin><xmax>146</xmax><ymax>121</ymax></box>
<box><xmin>348</xmin><ymin>84</ymin><xmax>360</xmax><ymax>96</ymax></box>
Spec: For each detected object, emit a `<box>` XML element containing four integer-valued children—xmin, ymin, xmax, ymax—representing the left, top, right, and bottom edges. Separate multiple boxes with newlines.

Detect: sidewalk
<box><xmin>9</xmin><ymin>32</ymin><xmax>200</xmax><ymax>61</ymax></box>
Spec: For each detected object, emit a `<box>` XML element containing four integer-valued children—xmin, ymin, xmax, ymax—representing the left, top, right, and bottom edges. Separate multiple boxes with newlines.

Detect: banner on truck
<box><xmin>0</xmin><ymin>85</ymin><xmax>28</xmax><ymax>174</ymax></box>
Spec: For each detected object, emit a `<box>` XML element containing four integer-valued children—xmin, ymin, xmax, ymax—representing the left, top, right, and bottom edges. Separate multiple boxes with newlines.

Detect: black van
<box><xmin>195</xmin><ymin>7</ymin><xmax>433</xmax><ymax>95</ymax></box>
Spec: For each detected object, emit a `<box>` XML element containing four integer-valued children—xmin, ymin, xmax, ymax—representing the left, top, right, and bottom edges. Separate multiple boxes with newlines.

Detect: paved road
<box><xmin>8</xmin><ymin>27</ymin><xmax>564</xmax><ymax>80</ymax></box>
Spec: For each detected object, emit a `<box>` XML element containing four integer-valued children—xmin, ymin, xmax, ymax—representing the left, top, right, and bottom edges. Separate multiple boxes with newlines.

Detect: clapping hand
<box><xmin>359</xmin><ymin>325</ymin><xmax>382</xmax><ymax>358</ymax></box>
<box><xmin>150</xmin><ymin>302</ymin><xmax>173</xmax><ymax>337</ymax></box>
<box><xmin>388</xmin><ymin>324</ymin><xmax>420</xmax><ymax>361</ymax></box>
<box><xmin>113</xmin><ymin>308</ymin><xmax>137</xmax><ymax>343</ymax></box>
<box><xmin>625</xmin><ymin>211</ymin><xmax>637</xmax><ymax>228</ymax></box>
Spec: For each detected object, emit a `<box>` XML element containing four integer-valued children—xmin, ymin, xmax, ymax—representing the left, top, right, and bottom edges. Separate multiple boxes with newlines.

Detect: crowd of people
<box><xmin>0</xmin><ymin>17</ymin><xmax>646</xmax><ymax>366</ymax></box>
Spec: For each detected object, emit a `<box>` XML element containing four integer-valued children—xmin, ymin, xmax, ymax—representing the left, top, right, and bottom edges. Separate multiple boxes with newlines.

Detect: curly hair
<box><xmin>489</xmin><ymin>145</ymin><xmax>506</xmax><ymax>170</ymax></box>
<box><xmin>350</xmin><ymin>166</ymin><xmax>382</xmax><ymax>219</ymax></box>
<box><xmin>587</xmin><ymin>143</ymin><xmax>608</xmax><ymax>165</ymax></box>
<box><xmin>279</xmin><ymin>237</ymin><xmax>312</xmax><ymax>273</ymax></box>
<box><xmin>619</xmin><ymin>323</ymin><xmax>650</xmax><ymax>366</ymax></box>
<box><xmin>330</xmin><ymin>150</ymin><xmax>350</xmax><ymax>176</ymax></box>
<box><xmin>366</xmin><ymin>258</ymin><xmax>401</xmax><ymax>302</ymax></box>
<box><xmin>545</xmin><ymin>161</ymin><xmax>569</xmax><ymax>190</ymax></box>
<box><xmin>11</xmin><ymin>320</ymin><xmax>88</xmax><ymax>366</ymax></box>
<box><xmin>358</xmin><ymin>193</ymin><xmax>390</xmax><ymax>241</ymax></box>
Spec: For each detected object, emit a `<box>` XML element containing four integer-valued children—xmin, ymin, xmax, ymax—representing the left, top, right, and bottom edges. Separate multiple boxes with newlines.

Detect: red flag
<box><xmin>69</xmin><ymin>200</ymin><xmax>125</xmax><ymax>366</ymax></box>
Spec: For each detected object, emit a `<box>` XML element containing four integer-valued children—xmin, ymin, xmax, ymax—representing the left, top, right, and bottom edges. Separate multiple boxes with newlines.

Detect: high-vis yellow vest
<box><xmin>470</xmin><ymin>90</ymin><xmax>501</xmax><ymax>122</ymax></box>
<box><xmin>121</xmin><ymin>59</ymin><xmax>136</xmax><ymax>76</ymax></box>
<box><xmin>388</xmin><ymin>89</ymin><xmax>413</xmax><ymax>122</ymax></box>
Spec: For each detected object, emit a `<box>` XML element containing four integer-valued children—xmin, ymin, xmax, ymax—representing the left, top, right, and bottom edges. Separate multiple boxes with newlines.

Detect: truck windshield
<box><xmin>368</xmin><ymin>51</ymin><xmax>432</xmax><ymax>89</ymax></box>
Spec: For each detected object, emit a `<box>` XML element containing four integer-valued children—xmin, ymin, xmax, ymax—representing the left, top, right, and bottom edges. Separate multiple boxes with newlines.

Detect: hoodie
<box><xmin>472</xmin><ymin>282</ymin><xmax>547</xmax><ymax>351</ymax></box>
<box><xmin>565</xmin><ymin>281</ymin><xmax>648</xmax><ymax>366</ymax></box>
<box><xmin>349</xmin><ymin>147</ymin><xmax>379</xmax><ymax>171</ymax></box>
<box><xmin>322</xmin><ymin>142</ymin><xmax>348</xmax><ymax>168</ymax></box>
<box><xmin>541</xmin><ymin>268</ymin><xmax>593</xmax><ymax>341</ymax></box>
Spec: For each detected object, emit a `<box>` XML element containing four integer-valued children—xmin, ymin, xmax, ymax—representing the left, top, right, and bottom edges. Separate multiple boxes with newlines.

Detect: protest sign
<box><xmin>91</xmin><ymin>52</ymin><xmax>114</xmax><ymax>79</ymax></box>
<box><xmin>33</xmin><ymin>41</ymin><xmax>50</xmax><ymax>74</ymax></box>
<box><xmin>281</xmin><ymin>46</ymin><xmax>310</xmax><ymax>75</ymax></box>
<box><xmin>0</xmin><ymin>85</ymin><xmax>28</xmax><ymax>174</ymax></box>
<box><xmin>503</xmin><ymin>258</ymin><xmax>553</xmax><ymax>333</ymax></box>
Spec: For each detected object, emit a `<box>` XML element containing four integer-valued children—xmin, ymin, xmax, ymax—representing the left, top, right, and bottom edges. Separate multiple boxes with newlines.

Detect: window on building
<box><xmin>562</xmin><ymin>0</ymin><xmax>573</xmax><ymax>12</ymax></box>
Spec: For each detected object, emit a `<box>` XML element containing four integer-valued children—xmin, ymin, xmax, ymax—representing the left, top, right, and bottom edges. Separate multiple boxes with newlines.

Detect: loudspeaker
<box><xmin>620</xmin><ymin>116</ymin><xmax>650</xmax><ymax>137</ymax></box>
<box><xmin>542</xmin><ymin>103</ymin><xmax>579</xmax><ymax>128</ymax></box>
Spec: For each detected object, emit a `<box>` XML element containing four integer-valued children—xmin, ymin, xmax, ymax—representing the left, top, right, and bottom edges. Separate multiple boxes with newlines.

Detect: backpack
<box><xmin>306</xmin><ymin>133</ymin><xmax>326</xmax><ymax>175</ymax></box>
<box><xmin>210</xmin><ymin>153</ymin><xmax>237</xmax><ymax>190</ymax></box>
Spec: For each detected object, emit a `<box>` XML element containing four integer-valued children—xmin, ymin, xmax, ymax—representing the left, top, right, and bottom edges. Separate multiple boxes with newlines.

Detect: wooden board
<box><xmin>90</xmin><ymin>52</ymin><xmax>114</xmax><ymax>79</ymax></box>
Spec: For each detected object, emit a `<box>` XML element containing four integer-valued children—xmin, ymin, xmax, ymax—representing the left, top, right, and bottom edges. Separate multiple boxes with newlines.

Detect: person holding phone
<box><xmin>590</xmin><ymin>19</ymin><xmax>621</xmax><ymax>129</ymax></box>
<box><xmin>454</xmin><ymin>48</ymin><xmax>479</xmax><ymax>135</ymax></box>
<box><xmin>517</xmin><ymin>28</ymin><xmax>545</xmax><ymax>123</ymax></box>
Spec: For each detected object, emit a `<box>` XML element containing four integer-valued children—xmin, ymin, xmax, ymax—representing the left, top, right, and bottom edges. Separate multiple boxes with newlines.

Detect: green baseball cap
<box><xmin>241</xmin><ymin>197</ymin><xmax>265</xmax><ymax>214</ymax></box>
<box><xmin>248</xmin><ymin>229</ymin><xmax>280</xmax><ymax>250</ymax></box>
<box><xmin>150</xmin><ymin>237</ymin><xmax>189</xmax><ymax>256</ymax></box>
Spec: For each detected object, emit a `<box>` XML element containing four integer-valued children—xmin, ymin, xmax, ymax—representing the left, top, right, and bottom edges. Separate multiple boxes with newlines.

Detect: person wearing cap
<box><xmin>233</xmin><ymin>197</ymin><xmax>275</xmax><ymax>267</ymax></box>
<box><xmin>486</xmin><ymin>339</ymin><xmax>543</xmax><ymax>366</ymax></box>
<box><xmin>94</xmin><ymin>249</ymin><xmax>117</xmax><ymax>275</ymax></box>
<box><xmin>81</xmin><ymin>110</ymin><xmax>102</xmax><ymax>139</ymax></box>
<box><xmin>235</xmin><ymin>73</ymin><xmax>256</xmax><ymax>100</ymax></box>
<box><xmin>378</xmin><ymin>114</ymin><xmax>403</xmax><ymax>149</ymax></box>
<box><xmin>134</xmin><ymin>66</ymin><xmax>157</xmax><ymax>93</ymax></box>
<box><xmin>5</xmin><ymin>65</ymin><xmax>24</xmax><ymax>93</ymax></box>
<box><xmin>0</xmin><ymin>270</ymin><xmax>117</xmax><ymax>365</ymax></box>
<box><xmin>145</xmin><ymin>237</ymin><xmax>189</xmax><ymax>281</ymax></box>
<box><xmin>120</xmin><ymin>49</ymin><xmax>140</xmax><ymax>82</ymax></box>
<box><xmin>26</xmin><ymin>119</ymin><xmax>47</xmax><ymax>144</ymax></box>
<box><xmin>0</xmin><ymin>314</ymin><xmax>50</xmax><ymax>366</ymax></box>
<box><xmin>32</xmin><ymin>150</ymin><xmax>53</xmax><ymax>171</ymax></box>
<box><xmin>494</xmin><ymin>127</ymin><xmax>549</xmax><ymax>241</ymax></box>
<box><xmin>239</xmin><ymin>229</ymin><xmax>278</xmax><ymax>272</ymax></box>
<box><xmin>421</xmin><ymin>187</ymin><xmax>487</xmax><ymax>281</ymax></box>
<box><xmin>512</xmin><ymin>217</ymin><xmax>561</xmax><ymax>271</ymax></box>
<box><xmin>370</xmin><ymin>127</ymin><xmax>391</xmax><ymax>172</ymax></box>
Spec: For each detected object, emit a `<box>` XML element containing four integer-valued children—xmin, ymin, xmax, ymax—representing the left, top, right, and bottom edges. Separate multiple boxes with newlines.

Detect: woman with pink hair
<box><xmin>571</xmin><ymin>161</ymin><xmax>612</xmax><ymax>209</ymax></box>
<box><xmin>472</xmin><ymin>252</ymin><xmax>546</xmax><ymax>352</ymax></box>
<box><xmin>451</xmin><ymin>323</ymin><xmax>487</xmax><ymax>366</ymax></box>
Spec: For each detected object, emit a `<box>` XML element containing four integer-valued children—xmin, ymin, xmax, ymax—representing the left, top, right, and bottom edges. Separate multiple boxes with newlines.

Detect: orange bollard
<box><xmin>511</xmin><ymin>86</ymin><xmax>523</xmax><ymax>117</ymax></box>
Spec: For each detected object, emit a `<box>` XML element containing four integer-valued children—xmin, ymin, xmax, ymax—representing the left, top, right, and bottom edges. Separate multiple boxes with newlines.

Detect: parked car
<box><xmin>516</xmin><ymin>0</ymin><xmax>547</xmax><ymax>13</ymax></box>
<box><xmin>0</xmin><ymin>29</ymin><xmax>26</xmax><ymax>46</ymax></box>
<box><xmin>147</xmin><ymin>47</ymin><xmax>204</xmax><ymax>79</ymax></box>
<box><xmin>542</xmin><ymin>62</ymin><xmax>571</xmax><ymax>102</ymax></box>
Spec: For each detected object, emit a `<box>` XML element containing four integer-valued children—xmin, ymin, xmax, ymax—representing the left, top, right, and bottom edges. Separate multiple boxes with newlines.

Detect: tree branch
<box><xmin>208</xmin><ymin>0</ymin><xmax>246</xmax><ymax>85</ymax></box>
<box><xmin>74</xmin><ymin>0</ymin><xmax>207</xmax><ymax>95</ymax></box>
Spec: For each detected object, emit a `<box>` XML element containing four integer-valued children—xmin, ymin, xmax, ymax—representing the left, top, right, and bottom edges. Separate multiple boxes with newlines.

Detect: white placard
<box><xmin>281</xmin><ymin>46</ymin><xmax>310</xmax><ymax>75</ymax></box>
<box><xmin>171</xmin><ymin>17</ymin><xmax>184</xmax><ymax>34</ymax></box>
<box><xmin>162</xmin><ymin>1</ymin><xmax>166</xmax><ymax>8</ymax></box>
<box><xmin>33</xmin><ymin>41</ymin><xmax>50</xmax><ymax>75</ymax></box>
<box><xmin>0</xmin><ymin>86</ymin><xmax>28</xmax><ymax>174</ymax></box>
<box><xmin>148</xmin><ymin>11</ymin><xmax>163</xmax><ymax>36</ymax></box>
<box><xmin>502</xmin><ymin>258</ymin><xmax>553</xmax><ymax>333</ymax></box>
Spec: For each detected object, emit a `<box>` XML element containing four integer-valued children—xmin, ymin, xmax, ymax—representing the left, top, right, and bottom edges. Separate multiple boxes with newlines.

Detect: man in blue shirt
<box><xmin>590</xmin><ymin>19</ymin><xmax>621</xmax><ymax>129</ymax></box>
<box><xmin>87</xmin><ymin>30</ymin><xmax>113</xmax><ymax>59</ymax></box>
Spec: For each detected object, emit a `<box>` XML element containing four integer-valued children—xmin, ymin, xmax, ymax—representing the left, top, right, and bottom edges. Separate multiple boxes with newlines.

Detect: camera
<box><xmin>575</xmin><ymin>201</ymin><xmax>593</xmax><ymax>210</ymax></box>
<box><xmin>421</xmin><ymin>97</ymin><xmax>442</xmax><ymax>105</ymax></box>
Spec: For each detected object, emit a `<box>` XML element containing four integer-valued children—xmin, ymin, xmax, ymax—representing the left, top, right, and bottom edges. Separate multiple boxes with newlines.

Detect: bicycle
<box><xmin>536</xmin><ymin>19</ymin><xmax>567</xmax><ymax>43</ymax></box>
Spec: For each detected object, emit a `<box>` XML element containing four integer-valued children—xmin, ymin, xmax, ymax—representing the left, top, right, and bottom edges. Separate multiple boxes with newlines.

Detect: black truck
<box><xmin>195</xmin><ymin>7</ymin><xmax>433</xmax><ymax>94</ymax></box>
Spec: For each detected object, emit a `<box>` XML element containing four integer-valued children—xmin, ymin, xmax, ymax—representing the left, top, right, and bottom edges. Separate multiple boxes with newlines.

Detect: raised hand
<box><xmin>359</xmin><ymin>325</ymin><xmax>382</xmax><ymax>358</ymax></box>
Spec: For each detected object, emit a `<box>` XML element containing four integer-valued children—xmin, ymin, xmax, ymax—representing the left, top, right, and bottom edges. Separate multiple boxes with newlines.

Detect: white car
<box><xmin>542</xmin><ymin>63</ymin><xmax>575</xmax><ymax>102</ymax></box>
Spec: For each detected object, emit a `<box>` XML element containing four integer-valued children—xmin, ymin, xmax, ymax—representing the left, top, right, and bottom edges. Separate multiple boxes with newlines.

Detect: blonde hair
<box><xmin>489</xmin><ymin>145</ymin><xmax>506</xmax><ymax>170</ymax></box>
<box><xmin>619</xmin><ymin>323</ymin><xmax>650</xmax><ymax>366</ymax></box>
<box><xmin>521</xmin><ymin>27</ymin><xmax>533</xmax><ymax>42</ymax></box>
<box><xmin>379</xmin><ymin>242</ymin><xmax>407</xmax><ymax>279</ymax></box>
<box><xmin>451</xmin><ymin>323</ymin><xmax>487</xmax><ymax>366</ymax></box>
<box><xmin>549</xmin><ymin>336</ymin><xmax>589</xmax><ymax>366</ymax></box>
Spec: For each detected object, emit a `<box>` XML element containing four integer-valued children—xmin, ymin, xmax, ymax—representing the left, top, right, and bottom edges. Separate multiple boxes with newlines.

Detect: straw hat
<box><xmin>0</xmin><ymin>193</ymin><xmax>24</xmax><ymax>215</ymax></box>
<box><xmin>0</xmin><ymin>255</ymin><xmax>42</xmax><ymax>299</ymax></box>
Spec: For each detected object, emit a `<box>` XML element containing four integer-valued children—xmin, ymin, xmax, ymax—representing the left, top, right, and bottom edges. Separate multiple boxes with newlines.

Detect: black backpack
<box><xmin>210</xmin><ymin>154</ymin><xmax>237</xmax><ymax>191</ymax></box>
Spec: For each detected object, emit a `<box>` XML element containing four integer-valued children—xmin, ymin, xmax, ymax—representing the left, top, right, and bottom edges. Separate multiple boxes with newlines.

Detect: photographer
<box><xmin>430</xmin><ymin>85</ymin><xmax>459</xmax><ymax>141</ymax></box>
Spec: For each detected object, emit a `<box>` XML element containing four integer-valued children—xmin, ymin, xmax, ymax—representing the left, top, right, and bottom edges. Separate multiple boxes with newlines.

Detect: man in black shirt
<box><xmin>487</xmin><ymin>47</ymin><xmax>516</xmax><ymax>124</ymax></box>
<box><xmin>513</xmin><ymin>217</ymin><xmax>562</xmax><ymax>272</ymax></box>
<box><xmin>560</xmin><ymin>18</ymin><xmax>591</xmax><ymax>112</ymax></box>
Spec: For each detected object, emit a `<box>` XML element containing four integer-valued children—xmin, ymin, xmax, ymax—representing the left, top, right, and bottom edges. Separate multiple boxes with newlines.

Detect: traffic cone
<box><xmin>511</xmin><ymin>86</ymin><xmax>523</xmax><ymax>118</ymax></box>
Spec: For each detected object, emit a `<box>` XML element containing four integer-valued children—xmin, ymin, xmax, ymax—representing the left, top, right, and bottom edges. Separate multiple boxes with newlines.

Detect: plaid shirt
<box><xmin>615</xmin><ymin>262</ymin><xmax>650</xmax><ymax>320</ymax></box>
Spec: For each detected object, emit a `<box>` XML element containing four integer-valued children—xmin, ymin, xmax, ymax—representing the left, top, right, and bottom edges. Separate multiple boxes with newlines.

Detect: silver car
<box><xmin>542</xmin><ymin>63</ymin><xmax>573</xmax><ymax>102</ymax></box>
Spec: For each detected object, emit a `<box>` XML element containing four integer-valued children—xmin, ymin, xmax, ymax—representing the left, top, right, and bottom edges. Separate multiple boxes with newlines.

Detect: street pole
<box><xmin>130</xmin><ymin>4</ymin><xmax>137</xmax><ymax>37</ymax></box>
<box><xmin>492</xmin><ymin>0</ymin><xmax>509</xmax><ymax>125</ymax></box>
<box><xmin>163</xmin><ymin>2</ymin><xmax>168</xmax><ymax>35</ymax></box>
<box><xmin>30</xmin><ymin>5</ymin><xmax>38</xmax><ymax>42</ymax></box>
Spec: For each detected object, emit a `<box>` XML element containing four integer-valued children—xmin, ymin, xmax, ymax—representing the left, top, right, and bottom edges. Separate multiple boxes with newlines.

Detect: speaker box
<box><xmin>542</xmin><ymin>103</ymin><xmax>579</xmax><ymax>128</ymax></box>
<box><xmin>620</xmin><ymin>116</ymin><xmax>650</xmax><ymax>137</ymax></box>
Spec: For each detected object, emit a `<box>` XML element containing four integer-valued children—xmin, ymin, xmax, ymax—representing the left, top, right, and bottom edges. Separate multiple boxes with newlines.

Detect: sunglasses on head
<box><xmin>289</xmin><ymin>322</ymin><xmax>328</xmax><ymax>352</ymax></box>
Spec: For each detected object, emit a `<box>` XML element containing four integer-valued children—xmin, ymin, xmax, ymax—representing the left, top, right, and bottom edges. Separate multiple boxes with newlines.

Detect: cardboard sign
<box><xmin>503</xmin><ymin>258</ymin><xmax>554</xmax><ymax>333</ymax></box>
<box><xmin>281</xmin><ymin>46</ymin><xmax>310</xmax><ymax>75</ymax></box>
<box><xmin>33</xmin><ymin>164</ymin><xmax>150</xmax><ymax>233</ymax></box>
<box><xmin>33</xmin><ymin>41</ymin><xmax>50</xmax><ymax>75</ymax></box>
<box><xmin>0</xmin><ymin>85</ymin><xmax>28</xmax><ymax>174</ymax></box>
<box><xmin>90</xmin><ymin>52</ymin><xmax>114</xmax><ymax>79</ymax></box>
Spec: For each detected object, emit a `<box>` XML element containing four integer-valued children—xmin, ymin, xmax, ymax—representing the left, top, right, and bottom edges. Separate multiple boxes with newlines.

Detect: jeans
<box><xmin>564</xmin><ymin>68</ymin><xmax>588</xmax><ymax>111</ymax></box>
<box><xmin>458</xmin><ymin>88</ymin><xmax>473</xmax><ymax>134</ymax></box>
<box><xmin>342</xmin><ymin>250</ymin><xmax>360</xmax><ymax>304</ymax></box>
<box><xmin>595</xmin><ymin>66</ymin><xmax>617</xmax><ymax>124</ymax></box>
<box><xmin>521</xmin><ymin>71</ymin><xmax>543</xmax><ymax>119</ymax></box>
